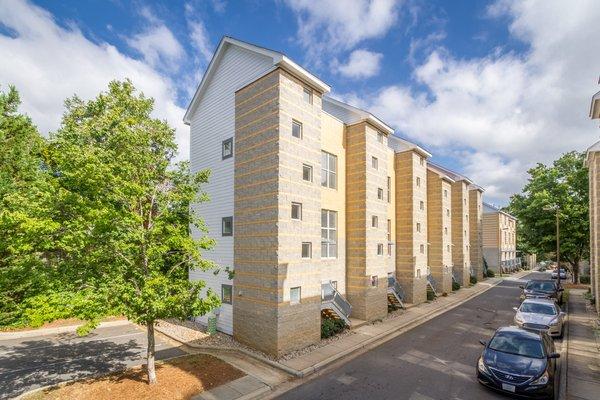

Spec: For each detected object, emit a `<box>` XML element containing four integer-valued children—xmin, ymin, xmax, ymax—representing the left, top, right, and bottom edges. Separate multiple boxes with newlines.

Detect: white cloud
<box><xmin>126</xmin><ymin>7</ymin><xmax>185</xmax><ymax>70</ymax></box>
<box><xmin>0</xmin><ymin>0</ymin><xmax>190</xmax><ymax>161</ymax></box>
<box><xmin>344</xmin><ymin>0</ymin><xmax>600</xmax><ymax>204</ymax></box>
<box><xmin>337</xmin><ymin>49</ymin><xmax>383</xmax><ymax>79</ymax></box>
<box><xmin>284</xmin><ymin>0</ymin><xmax>400</xmax><ymax>63</ymax></box>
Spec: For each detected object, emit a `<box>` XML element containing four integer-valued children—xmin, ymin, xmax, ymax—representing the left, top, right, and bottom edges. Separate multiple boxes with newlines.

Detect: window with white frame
<box><xmin>372</xmin><ymin>215</ymin><xmax>378</xmax><ymax>228</ymax></box>
<box><xmin>377</xmin><ymin>188</ymin><xmax>384</xmax><ymax>200</ymax></box>
<box><xmin>292</xmin><ymin>120</ymin><xmax>303</xmax><ymax>138</ymax></box>
<box><xmin>303</xmin><ymin>87</ymin><xmax>313</xmax><ymax>104</ymax></box>
<box><xmin>290</xmin><ymin>287</ymin><xmax>301</xmax><ymax>305</ymax></box>
<box><xmin>291</xmin><ymin>202</ymin><xmax>302</xmax><ymax>220</ymax></box>
<box><xmin>222</xmin><ymin>138</ymin><xmax>233</xmax><ymax>159</ymax></box>
<box><xmin>377</xmin><ymin>244</ymin><xmax>384</xmax><ymax>255</ymax></box>
<box><xmin>372</xmin><ymin>156</ymin><xmax>378</xmax><ymax>169</ymax></box>
<box><xmin>301</xmin><ymin>242</ymin><xmax>312</xmax><ymax>259</ymax></box>
<box><xmin>321</xmin><ymin>209</ymin><xmax>337</xmax><ymax>258</ymax></box>
<box><xmin>321</xmin><ymin>151</ymin><xmax>337</xmax><ymax>189</ymax></box>
<box><xmin>302</xmin><ymin>164</ymin><xmax>313</xmax><ymax>182</ymax></box>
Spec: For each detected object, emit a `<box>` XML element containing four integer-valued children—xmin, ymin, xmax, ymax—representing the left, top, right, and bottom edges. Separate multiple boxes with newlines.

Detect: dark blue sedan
<box><xmin>477</xmin><ymin>326</ymin><xmax>560</xmax><ymax>399</ymax></box>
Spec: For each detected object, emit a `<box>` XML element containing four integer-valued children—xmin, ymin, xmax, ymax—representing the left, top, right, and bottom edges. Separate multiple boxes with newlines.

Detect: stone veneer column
<box><xmin>451</xmin><ymin>180</ymin><xmax>470</xmax><ymax>286</ymax></box>
<box><xmin>345</xmin><ymin>122</ymin><xmax>388</xmax><ymax>321</ymax></box>
<box><xmin>427</xmin><ymin>169</ymin><xmax>453</xmax><ymax>294</ymax></box>
<box><xmin>394</xmin><ymin>151</ymin><xmax>428</xmax><ymax>305</ymax></box>
<box><xmin>469</xmin><ymin>188</ymin><xmax>484</xmax><ymax>281</ymax></box>
<box><xmin>233</xmin><ymin>69</ymin><xmax>322</xmax><ymax>356</ymax></box>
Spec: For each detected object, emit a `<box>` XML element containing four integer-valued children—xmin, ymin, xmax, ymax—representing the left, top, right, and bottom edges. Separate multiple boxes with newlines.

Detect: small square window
<box><xmin>292</xmin><ymin>120</ymin><xmax>303</xmax><ymax>138</ymax></box>
<box><xmin>222</xmin><ymin>138</ymin><xmax>233</xmax><ymax>159</ymax></box>
<box><xmin>371</xmin><ymin>276</ymin><xmax>379</xmax><ymax>287</ymax></box>
<box><xmin>303</xmin><ymin>88</ymin><xmax>313</xmax><ymax>104</ymax></box>
<box><xmin>416</xmin><ymin>177</ymin><xmax>421</xmax><ymax>187</ymax></box>
<box><xmin>222</xmin><ymin>217</ymin><xmax>233</xmax><ymax>236</ymax></box>
<box><xmin>372</xmin><ymin>156</ymin><xmax>378</xmax><ymax>169</ymax></box>
<box><xmin>377</xmin><ymin>243</ymin><xmax>384</xmax><ymax>255</ymax></box>
<box><xmin>291</xmin><ymin>202</ymin><xmax>302</xmax><ymax>220</ymax></box>
<box><xmin>302</xmin><ymin>164</ymin><xmax>313</xmax><ymax>182</ymax></box>
<box><xmin>420</xmin><ymin>201</ymin><xmax>424</xmax><ymax>210</ymax></box>
<box><xmin>221</xmin><ymin>284</ymin><xmax>232</xmax><ymax>304</ymax></box>
<box><xmin>301</xmin><ymin>242</ymin><xmax>312</xmax><ymax>258</ymax></box>
<box><xmin>416</xmin><ymin>222</ymin><xmax>421</xmax><ymax>232</ymax></box>
<box><xmin>372</xmin><ymin>215</ymin><xmax>378</xmax><ymax>228</ymax></box>
<box><xmin>290</xmin><ymin>287</ymin><xmax>301</xmax><ymax>305</ymax></box>
<box><xmin>377</xmin><ymin>188</ymin><xmax>384</xmax><ymax>200</ymax></box>
<box><xmin>420</xmin><ymin>244</ymin><xmax>425</xmax><ymax>254</ymax></box>
<box><xmin>377</xmin><ymin>132</ymin><xmax>383</xmax><ymax>143</ymax></box>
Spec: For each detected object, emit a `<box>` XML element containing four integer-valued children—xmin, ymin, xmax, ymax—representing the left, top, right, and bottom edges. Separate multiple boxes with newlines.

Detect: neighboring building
<box><xmin>586</xmin><ymin>86</ymin><xmax>600</xmax><ymax>315</ymax></box>
<box><xmin>469</xmin><ymin>185</ymin><xmax>485</xmax><ymax>280</ymax></box>
<box><xmin>426</xmin><ymin>165</ymin><xmax>454</xmax><ymax>293</ymax></box>
<box><xmin>482</xmin><ymin>203</ymin><xmax>518</xmax><ymax>272</ymax></box>
<box><xmin>185</xmin><ymin>36</ymin><xmax>486</xmax><ymax>355</ymax></box>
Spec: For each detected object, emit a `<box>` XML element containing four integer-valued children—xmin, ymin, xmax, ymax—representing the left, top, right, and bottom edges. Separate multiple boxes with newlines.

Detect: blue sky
<box><xmin>1</xmin><ymin>0</ymin><xmax>599</xmax><ymax>204</ymax></box>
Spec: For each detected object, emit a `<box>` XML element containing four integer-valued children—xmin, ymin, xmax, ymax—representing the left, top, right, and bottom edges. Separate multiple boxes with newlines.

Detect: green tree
<box><xmin>46</xmin><ymin>80</ymin><xmax>220</xmax><ymax>383</ymax></box>
<box><xmin>507</xmin><ymin>152</ymin><xmax>588</xmax><ymax>282</ymax></box>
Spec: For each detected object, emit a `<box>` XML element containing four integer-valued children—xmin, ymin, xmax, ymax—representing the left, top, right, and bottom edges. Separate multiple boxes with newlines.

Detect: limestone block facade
<box><xmin>451</xmin><ymin>180</ymin><xmax>471</xmax><ymax>286</ymax></box>
<box><xmin>469</xmin><ymin>187</ymin><xmax>484</xmax><ymax>281</ymax></box>
<box><xmin>482</xmin><ymin>203</ymin><xmax>518</xmax><ymax>272</ymax></box>
<box><xmin>427</xmin><ymin>167</ymin><xmax>453</xmax><ymax>294</ymax></box>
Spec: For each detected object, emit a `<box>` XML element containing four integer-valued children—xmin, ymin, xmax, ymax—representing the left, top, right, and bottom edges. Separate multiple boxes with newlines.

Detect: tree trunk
<box><xmin>147</xmin><ymin>323</ymin><xmax>157</xmax><ymax>384</ymax></box>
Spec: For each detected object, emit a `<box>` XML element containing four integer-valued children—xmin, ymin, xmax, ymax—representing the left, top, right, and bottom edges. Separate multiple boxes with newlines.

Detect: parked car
<box><xmin>519</xmin><ymin>279</ymin><xmax>564</xmax><ymax>304</ymax></box>
<box><xmin>477</xmin><ymin>327</ymin><xmax>560</xmax><ymax>399</ymax></box>
<box><xmin>513</xmin><ymin>298</ymin><xmax>565</xmax><ymax>338</ymax></box>
<box><xmin>551</xmin><ymin>269</ymin><xmax>567</xmax><ymax>280</ymax></box>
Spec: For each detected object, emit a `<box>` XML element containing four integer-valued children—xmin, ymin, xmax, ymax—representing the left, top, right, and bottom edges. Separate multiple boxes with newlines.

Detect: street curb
<box><xmin>0</xmin><ymin>319</ymin><xmax>130</xmax><ymax>340</ymax></box>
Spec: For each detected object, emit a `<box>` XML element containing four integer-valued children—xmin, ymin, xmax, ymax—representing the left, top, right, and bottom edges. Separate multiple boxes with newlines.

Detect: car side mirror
<box><xmin>479</xmin><ymin>340</ymin><xmax>487</xmax><ymax>346</ymax></box>
<box><xmin>512</xmin><ymin>307</ymin><xmax>518</xmax><ymax>312</ymax></box>
<box><xmin>518</xmin><ymin>285</ymin><xmax>524</xmax><ymax>289</ymax></box>
<box><xmin>548</xmin><ymin>352</ymin><xmax>560</xmax><ymax>359</ymax></box>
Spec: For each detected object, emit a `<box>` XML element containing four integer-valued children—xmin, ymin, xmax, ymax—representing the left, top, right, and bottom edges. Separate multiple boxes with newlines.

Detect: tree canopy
<box><xmin>507</xmin><ymin>151</ymin><xmax>588</xmax><ymax>280</ymax></box>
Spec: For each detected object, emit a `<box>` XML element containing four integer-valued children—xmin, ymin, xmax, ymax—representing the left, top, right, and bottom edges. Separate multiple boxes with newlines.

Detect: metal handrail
<box><xmin>427</xmin><ymin>274</ymin><xmax>437</xmax><ymax>288</ymax></box>
<box><xmin>387</xmin><ymin>275</ymin><xmax>405</xmax><ymax>301</ymax></box>
<box><xmin>321</xmin><ymin>281</ymin><xmax>352</xmax><ymax>318</ymax></box>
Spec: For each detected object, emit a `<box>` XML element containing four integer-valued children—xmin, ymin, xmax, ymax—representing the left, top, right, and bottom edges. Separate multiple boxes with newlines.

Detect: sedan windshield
<box><xmin>520</xmin><ymin>303</ymin><xmax>557</xmax><ymax>315</ymax></box>
<box><xmin>488</xmin><ymin>332</ymin><xmax>545</xmax><ymax>358</ymax></box>
<box><xmin>526</xmin><ymin>281</ymin><xmax>556</xmax><ymax>292</ymax></box>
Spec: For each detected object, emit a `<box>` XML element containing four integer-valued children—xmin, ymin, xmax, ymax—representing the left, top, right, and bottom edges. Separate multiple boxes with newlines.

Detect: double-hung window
<box><xmin>222</xmin><ymin>138</ymin><xmax>233</xmax><ymax>159</ymax></box>
<box><xmin>321</xmin><ymin>151</ymin><xmax>337</xmax><ymax>189</ymax></box>
<box><xmin>292</xmin><ymin>120</ymin><xmax>303</xmax><ymax>138</ymax></box>
<box><xmin>222</xmin><ymin>217</ymin><xmax>233</xmax><ymax>236</ymax></box>
<box><xmin>321</xmin><ymin>210</ymin><xmax>337</xmax><ymax>258</ymax></box>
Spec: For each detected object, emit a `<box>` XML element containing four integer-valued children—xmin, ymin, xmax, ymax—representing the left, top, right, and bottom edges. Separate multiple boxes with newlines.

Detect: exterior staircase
<box><xmin>321</xmin><ymin>281</ymin><xmax>352</xmax><ymax>325</ymax></box>
<box><xmin>387</xmin><ymin>275</ymin><xmax>405</xmax><ymax>310</ymax></box>
<box><xmin>427</xmin><ymin>274</ymin><xmax>438</xmax><ymax>298</ymax></box>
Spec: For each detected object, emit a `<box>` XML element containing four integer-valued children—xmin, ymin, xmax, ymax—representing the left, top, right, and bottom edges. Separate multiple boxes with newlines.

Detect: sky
<box><xmin>1</xmin><ymin>0</ymin><xmax>599</xmax><ymax>205</ymax></box>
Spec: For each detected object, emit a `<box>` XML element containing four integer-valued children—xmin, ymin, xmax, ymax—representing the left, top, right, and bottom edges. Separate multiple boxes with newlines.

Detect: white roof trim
<box><xmin>184</xmin><ymin>36</ymin><xmax>330</xmax><ymax>125</ymax></box>
<box><xmin>323</xmin><ymin>96</ymin><xmax>394</xmax><ymax>134</ymax></box>
<box><xmin>389</xmin><ymin>135</ymin><xmax>432</xmax><ymax>158</ymax></box>
<box><xmin>427</xmin><ymin>164</ymin><xmax>456</xmax><ymax>183</ymax></box>
<box><xmin>428</xmin><ymin>162</ymin><xmax>473</xmax><ymax>185</ymax></box>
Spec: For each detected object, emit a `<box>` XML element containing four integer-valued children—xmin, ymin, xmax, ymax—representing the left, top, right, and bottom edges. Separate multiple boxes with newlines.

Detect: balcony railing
<box><xmin>321</xmin><ymin>281</ymin><xmax>352</xmax><ymax>324</ymax></box>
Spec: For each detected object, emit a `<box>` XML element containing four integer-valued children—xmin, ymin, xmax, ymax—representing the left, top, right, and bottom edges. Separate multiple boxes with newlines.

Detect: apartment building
<box><xmin>482</xmin><ymin>203</ymin><xmax>518</xmax><ymax>272</ymax></box>
<box><xmin>586</xmin><ymin>87</ymin><xmax>600</xmax><ymax>315</ymax></box>
<box><xmin>185</xmin><ymin>37</ymin><xmax>485</xmax><ymax>355</ymax></box>
<box><xmin>469</xmin><ymin>186</ymin><xmax>484</xmax><ymax>280</ymax></box>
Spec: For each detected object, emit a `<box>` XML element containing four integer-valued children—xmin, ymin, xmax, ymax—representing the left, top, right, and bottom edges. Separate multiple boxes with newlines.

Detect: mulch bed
<box><xmin>26</xmin><ymin>354</ymin><xmax>245</xmax><ymax>400</ymax></box>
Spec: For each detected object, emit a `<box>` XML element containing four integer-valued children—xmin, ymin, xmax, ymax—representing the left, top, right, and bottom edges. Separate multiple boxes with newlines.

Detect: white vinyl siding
<box><xmin>188</xmin><ymin>44</ymin><xmax>273</xmax><ymax>335</ymax></box>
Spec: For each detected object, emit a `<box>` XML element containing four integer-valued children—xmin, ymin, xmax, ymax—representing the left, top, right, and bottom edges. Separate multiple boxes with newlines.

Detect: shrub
<box><xmin>580</xmin><ymin>275</ymin><xmax>591</xmax><ymax>284</ymax></box>
<box><xmin>427</xmin><ymin>290</ymin><xmax>436</xmax><ymax>301</ymax></box>
<box><xmin>321</xmin><ymin>316</ymin><xmax>347</xmax><ymax>339</ymax></box>
<box><xmin>486</xmin><ymin>269</ymin><xmax>495</xmax><ymax>278</ymax></box>
<box><xmin>470</xmin><ymin>276</ymin><xmax>478</xmax><ymax>285</ymax></box>
<box><xmin>452</xmin><ymin>281</ymin><xmax>461</xmax><ymax>291</ymax></box>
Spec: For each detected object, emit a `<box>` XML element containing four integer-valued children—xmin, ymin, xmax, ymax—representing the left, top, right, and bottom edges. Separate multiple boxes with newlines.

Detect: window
<box><xmin>222</xmin><ymin>138</ymin><xmax>233</xmax><ymax>159</ymax></box>
<box><xmin>388</xmin><ymin>243</ymin><xmax>392</xmax><ymax>256</ymax></box>
<box><xmin>372</xmin><ymin>156</ymin><xmax>378</xmax><ymax>169</ymax></box>
<box><xmin>371</xmin><ymin>275</ymin><xmax>379</xmax><ymax>287</ymax></box>
<box><xmin>291</xmin><ymin>202</ymin><xmax>302</xmax><ymax>220</ymax></box>
<box><xmin>377</xmin><ymin>132</ymin><xmax>384</xmax><ymax>143</ymax></box>
<box><xmin>464</xmin><ymin>198</ymin><xmax>467</xmax><ymax>206</ymax></box>
<box><xmin>464</xmin><ymin>229</ymin><xmax>467</xmax><ymax>237</ymax></box>
<box><xmin>301</xmin><ymin>242</ymin><xmax>312</xmax><ymax>259</ymax></box>
<box><xmin>377</xmin><ymin>188</ymin><xmax>384</xmax><ymax>200</ymax></box>
<box><xmin>222</xmin><ymin>217</ymin><xmax>233</xmax><ymax>236</ymax></box>
<box><xmin>372</xmin><ymin>215</ymin><xmax>378</xmax><ymax>228</ymax></box>
<box><xmin>420</xmin><ymin>201</ymin><xmax>424</xmax><ymax>210</ymax></box>
<box><xmin>420</xmin><ymin>157</ymin><xmax>424</xmax><ymax>166</ymax></box>
<box><xmin>387</xmin><ymin>176</ymin><xmax>391</xmax><ymax>203</ymax></box>
<box><xmin>292</xmin><ymin>120</ymin><xmax>303</xmax><ymax>138</ymax></box>
<box><xmin>416</xmin><ymin>269</ymin><xmax>421</xmax><ymax>278</ymax></box>
<box><xmin>416</xmin><ymin>222</ymin><xmax>421</xmax><ymax>232</ymax></box>
<box><xmin>302</xmin><ymin>164</ymin><xmax>313</xmax><ymax>182</ymax></box>
<box><xmin>420</xmin><ymin>244</ymin><xmax>425</xmax><ymax>254</ymax></box>
<box><xmin>466</xmin><ymin>214</ymin><xmax>469</xmax><ymax>222</ymax></box>
<box><xmin>446</xmin><ymin>209</ymin><xmax>450</xmax><ymax>217</ymax></box>
<box><xmin>447</xmin><ymin>244</ymin><xmax>451</xmax><ymax>252</ymax></box>
<box><xmin>221</xmin><ymin>284</ymin><xmax>232</xmax><ymax>304</ymax></box>
<box><xmin>444</xmin><ymin>189</ymin><xmax>448</xmax><ymax>198</ymax></box>
<box><xmin>387</xmin><ymin>219</ymin><xmax>391</xmax><ymax>241</ymax></box>
<box><xmin>416</xmin><ymin>177</ymin><xmax>421</xmax><ymax>187</ymax></box>
<box><xmin>377</xmin><ymin>244</ymin><xmax>384</xmax><ymax>255</ymax></box>
<box><xmin>321</xmin><ymin>210</ymin><xmax>338</xmax><ymax>258</ymax></box>
<box><xmin>290</xmin><ymin>287</ymin><xmax>301</xmax><ymax>305</ymax></box>
<box><xmin>321</xmin><ymin>151</ymin><xmax>337</xmax><ymax>189</ymax></box>
<box><xmin>444</xmin><ymin>227</ymin><xmax>448</xmax><ymax>235</ymax></box>
<box><xmin>303</xmin><ymin>87</ymin><xmax>313</xmax><ymax>104</ymax></box>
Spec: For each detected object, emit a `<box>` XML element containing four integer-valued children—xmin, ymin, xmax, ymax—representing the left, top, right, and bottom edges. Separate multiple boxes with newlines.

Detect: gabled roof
<box><xmin>427</xmin><ymin>164</ymin><xmax>455</xmax><ymax>184</ymax></box>
<box><xmin>323</xmin><ymin>96</ymin><xmax>394</xmax><ymax>135</ymax></box>
<box><xmin>483</xmin><ymin>202</ymin><xmax>517</xmax><ymax>220</ymax></box>
<box><xmin>428</xmin><ymin>162</ymin><xmax>473</xmax><ymax>185</ymax></box>
<box><xmin>184</xmin><ymin>36</ymin><xmax>331</xmax><ymax>124</ymax></box>
<box><xmin>468</xmin><ymin>183</ymin><xmax>485</xmax><ymax>192</ymax></box>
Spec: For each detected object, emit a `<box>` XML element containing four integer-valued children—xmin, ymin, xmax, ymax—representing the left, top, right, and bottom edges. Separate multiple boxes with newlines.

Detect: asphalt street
<box><xmin>0</xmin><ymin>322</ymin><xmax>186</xmax><ymax>399</ymax></box>
<box><xmin>277</xmin><ymin>272</ymin><xmax>556</xmax><ymax>400</ymax></box>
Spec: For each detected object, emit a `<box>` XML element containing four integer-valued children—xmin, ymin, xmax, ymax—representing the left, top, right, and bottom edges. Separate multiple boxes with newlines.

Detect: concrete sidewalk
<box><xmin>565</xmin><ymin>289</ymin><xmax>600</xmax><ymax>400</ymax></box>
